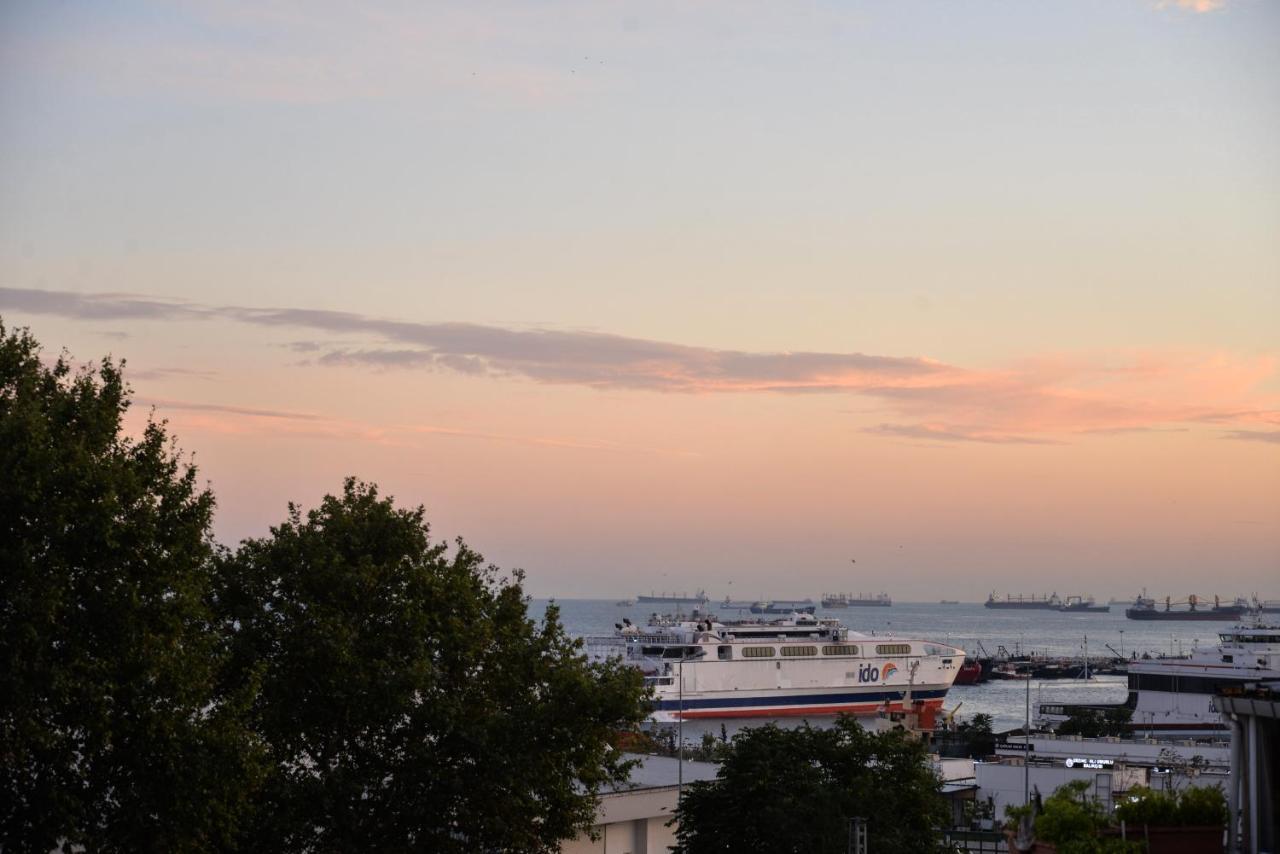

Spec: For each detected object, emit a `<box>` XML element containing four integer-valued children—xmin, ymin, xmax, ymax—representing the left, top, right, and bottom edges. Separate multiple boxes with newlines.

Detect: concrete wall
<box><xmin>560</xmin><ymin>787</ymin><xmax>679</xmax><ymax>854</ymax></box>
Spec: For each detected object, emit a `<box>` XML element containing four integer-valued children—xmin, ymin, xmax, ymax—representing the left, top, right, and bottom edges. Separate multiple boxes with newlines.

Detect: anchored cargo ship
<box><xmin>1124</xmin><ymin>594</ymin><xmax>1250</xmax><ymax>621</ymax></box>
<box><xmin>590</xmin><ymin>613</ymin><xmax>964</xmax><ymax>721</ymax></box>
<box><xmin>750</xmin><ymin>598</ymin><xmax>817</xmax><ymax>615</ymax></box>
<box><xmin>636</xmin><ymin>589</ymin><xmax>709</xmax><ymax>606</ymax></box>
<box><xmin>984</xmin><ymin>592</ymin><xmax>1062</xmax><ymax>610</ymax></box>
<box><xmin>821</xmin><ymin>592</ymin><xmax>892</xmax><ymax>608</ymax></box>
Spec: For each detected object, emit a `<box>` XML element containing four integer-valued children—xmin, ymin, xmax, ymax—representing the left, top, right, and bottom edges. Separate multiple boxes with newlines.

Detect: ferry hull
<box><xmin>651</xmin><ymin>687</ymin><xmax>950</xmax><ymax>721</ymax></box>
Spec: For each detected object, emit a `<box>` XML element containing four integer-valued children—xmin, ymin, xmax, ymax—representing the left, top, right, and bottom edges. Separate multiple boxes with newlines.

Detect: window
<box><xmin>780</xmin><ymin>645</ymin><xmax>817</xmax><ymax>657</ymax></box>
<box><xmin>822</xmin><ymin>644</ymin><xmax>859</xmax><ymax>656</ymax></box>
<box><xmin>742</xmin><ymin>646</ymin><xmax>775</xmax><ymax>658</ymax></box>
<box><xmin>876</xmin><ymin>644</ymin><xmax>912</xmax><ymax>656</ymax></box>
<box><xmin>718</xmin><ymin>645</ymin><xmax>733</xmax><ymax>661</ymax></box>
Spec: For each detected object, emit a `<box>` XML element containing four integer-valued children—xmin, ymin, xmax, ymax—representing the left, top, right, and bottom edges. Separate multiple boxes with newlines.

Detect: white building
<box><xmin>977</xmin><ymin>732</ymin><xmax>1230</xmax><ymax>819</ymax></box>
<box><xmin>561</xmin><ymin>755</ymin><xmax>718</xmax><ymax>854</ymax></box>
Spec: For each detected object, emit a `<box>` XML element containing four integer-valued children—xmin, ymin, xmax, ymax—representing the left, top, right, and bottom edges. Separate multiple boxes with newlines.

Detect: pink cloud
<box><xmin>5</xmin><ymin>287</ymin><xmax>1277</xmax><ymax>446</ymax></box>
<box><xmin>1156</xmin><ymin>0</ymin><xmax>1226</xmax><ymax>12</ymax></box>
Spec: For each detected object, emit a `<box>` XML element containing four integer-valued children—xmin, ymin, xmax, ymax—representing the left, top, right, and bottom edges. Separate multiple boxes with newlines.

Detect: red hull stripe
<box><xmin>675</xmin><ymin>698</ymin><xmax>944</xmax><ymax>720</ymax></box>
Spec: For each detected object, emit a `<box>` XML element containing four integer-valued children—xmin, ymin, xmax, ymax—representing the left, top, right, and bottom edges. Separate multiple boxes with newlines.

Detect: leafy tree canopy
<box><xmin>672</xmin><ymin>717</ymin><xmax>947</xmax><ymax>854</ymax></box>
<box><xmin>0</xmin><ymin>321</ymin><xmax>265</xmax><ymax>852</ymax></box>
<box><xmin>1115</xmin><ymin>784</ymin><xmax>1227</xmax><ymax>828</ymax></box>
<box><xmin>216</xmin><ymin>478</ymin><xmax>648</xmax><ymax>852</ymax></box>
<box><xmin>1057</xmin><ymin>707</ymin><xmax>1132</xmax><ymax>739</ymax></box>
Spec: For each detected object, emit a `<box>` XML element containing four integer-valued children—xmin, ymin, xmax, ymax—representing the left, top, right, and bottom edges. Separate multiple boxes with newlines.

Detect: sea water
<box><xmin>532</xmin><ymin>598</ymin><xmax>1236</xmax><ymax>732</ymax></box>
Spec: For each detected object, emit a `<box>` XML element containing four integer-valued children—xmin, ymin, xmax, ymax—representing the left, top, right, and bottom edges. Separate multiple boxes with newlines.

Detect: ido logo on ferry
<box><xmin>858</xmin><ymin>662</ymin><xmax>896</xmax><ymax>683</ymax></box>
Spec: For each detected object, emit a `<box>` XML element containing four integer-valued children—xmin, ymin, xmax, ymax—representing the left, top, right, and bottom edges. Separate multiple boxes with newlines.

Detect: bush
<box><xmin>1115</xmin><ymin>784</ymin><xmax>1228</xmax><ymax>828</ymax></box>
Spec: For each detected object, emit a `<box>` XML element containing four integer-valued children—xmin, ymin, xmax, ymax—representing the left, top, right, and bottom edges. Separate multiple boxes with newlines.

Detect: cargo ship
<box><xmin>984</xmin><ymin>592</ymin><xmax>1062</xmax><ymax>610</ymax></box>
<box><xmin>821</xmin><ymin>592</ymin><xmax>892</xmax><ymax>608</ymax></box>
<box><xmin>637</xmin><ymin>589</ymin><xmax>709</xmax><ymax>606</ymax></box>
<box><xmin>1124</xmin><ymin>593</ymin><xmax>1251</xmax><ymax>621</ymax></box>
<box><xmin>750</xmin><ymin>598</ymin><xmax>817</xmax><ymax>615</ymax></box>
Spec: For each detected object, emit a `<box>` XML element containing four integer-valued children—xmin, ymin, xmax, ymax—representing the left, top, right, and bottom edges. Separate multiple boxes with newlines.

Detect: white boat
<box><xmin>590</xmin><ymin>613</ymin><xmax>965</xmax><ymax>722</ymax></box>
<box><xmin>1039</xmin><ymin>623</ymin><xmax>1280</xmax><ymax>738</ymax></box>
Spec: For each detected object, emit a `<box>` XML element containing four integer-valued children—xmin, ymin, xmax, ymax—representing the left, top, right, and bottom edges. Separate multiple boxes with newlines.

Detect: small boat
<box><xmin>952</xmin><ymin>659</ymin><xmax>984</xmax><ymax>685</ymax></box>
<box><xmin>1057</xmin><ymin>595</ymin><xmax>1109</xmax><ymax>613</ymax></box>
<box><xmin>987</xmin><ymin>663</ymin><xmax>1031</xmax><ymax>681</ymax></box>
<box><xmin>939</xmin><ymin>600</ymin><xmax>960</xmax><ymax>605</ymax></box>
<box><xmin>615</xmin><ymin>599</ymin><xmax>636</xmax><ymax>607</ymax></box>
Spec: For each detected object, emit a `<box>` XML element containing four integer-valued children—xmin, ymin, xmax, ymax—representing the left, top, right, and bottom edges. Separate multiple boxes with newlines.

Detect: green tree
<box><xmin>1057</xmin><ymin>706</ymin><xmax>1131</xmax><ymax>739</ymax></box>
<box><xmin>1115</xmin><ymin>784</ymin><xmax>1227</xmax><ymax>828</ymax></box>
<box><xmin>0</xmin><ymin>322</ymin><xmax>264</xmax><ymax>852</ymax></box>
<box><xmin>1028</xmin><ymin>780</ymin><xmax>1140</xmax><ymax>854</ymax></box>
<box><xmin>962</xmin><ymin>712</ymin><xmax>995</xmax><ymax>757</ymax></box>
<box><xmin>672</xmin><ymin>717</ymin><xmax>947</xmax><ymax>854</ymax></box>
<box><xmin>215</xmin><ymin>478</ymin><xmax>647</xmax><ymax>852</ymax></box>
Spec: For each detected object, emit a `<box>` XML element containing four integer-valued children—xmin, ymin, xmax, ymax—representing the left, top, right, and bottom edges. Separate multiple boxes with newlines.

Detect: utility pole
<box><xmin>1024</xmin><ymin>674</ymin><xmax>1031</xmax><ymax>807</ymax></box>
<box><xmin>677</xmin><ymin>655</ymin><xmax>684</xmax><ymax>801</ymax></box>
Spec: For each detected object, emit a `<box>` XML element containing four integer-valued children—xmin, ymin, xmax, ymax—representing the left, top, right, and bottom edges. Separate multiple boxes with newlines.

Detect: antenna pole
<box><xmin>1024</xmin><ymin>675</ymin><xmax>1031</xmax><ymax>806</ymax></box>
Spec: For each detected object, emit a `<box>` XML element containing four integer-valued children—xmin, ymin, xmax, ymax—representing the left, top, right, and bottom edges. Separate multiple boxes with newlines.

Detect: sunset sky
<box><xmin>2</xmin><ymin>0</ymin><xmax>1277</xmax><ymax>599</ymax></box>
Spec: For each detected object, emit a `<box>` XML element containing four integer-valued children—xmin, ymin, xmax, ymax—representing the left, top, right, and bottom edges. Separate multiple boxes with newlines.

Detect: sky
<box><xmin>1</xmin><ymin>0</ymin><xmax>1277</xmax><ymax>600</ymax></box>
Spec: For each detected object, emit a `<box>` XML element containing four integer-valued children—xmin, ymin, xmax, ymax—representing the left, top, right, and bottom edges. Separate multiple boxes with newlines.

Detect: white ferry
<box><xmin>1040</xmin><ymin>624</ymin><xmax>1280</xmax><ymax>737</ymax></box>
<box><xmin>591</xmin><ymin>613</ymin><xmax>965</xmax><ymax>722</ymax></box>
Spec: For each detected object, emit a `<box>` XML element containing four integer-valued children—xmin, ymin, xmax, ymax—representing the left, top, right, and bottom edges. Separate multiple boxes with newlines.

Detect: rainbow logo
<box><xmin>881</xmin><ymin>663</ymin><xmax>899</xmax><ymax>679</ymax></box>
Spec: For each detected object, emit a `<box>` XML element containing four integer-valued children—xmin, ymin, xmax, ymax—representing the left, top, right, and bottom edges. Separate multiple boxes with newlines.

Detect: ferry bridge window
<box><xmin>1220</xmin><ymin>634</ymin><xmax>1277</xmax><ymax>645</ymax></box>
<box><xmin>780</xmin><ymin>646</ymin><xmax>817</xmax><ymax>657</ymax></box>
<box><xmin>822</xmin><ymin>644</ymin><xmax>859</xmax><ymax>656</ymax></box>
<box><xmin>1129</xmin><ymin>673</ymin><xmax>1226</xmax><ymax>695</ymax></box>
<box><xmin>742</xmin><ymin>646</ymin><xmax>775</xmax><ymax>658</ymax></box>
<box><xmin>876</xmin><ymin>644</ymin><xmax>912</xmax><ymax>656</ymax></box>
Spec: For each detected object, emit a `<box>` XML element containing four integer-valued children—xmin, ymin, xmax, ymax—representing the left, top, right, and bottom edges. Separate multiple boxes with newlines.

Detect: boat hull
<box><xmin>1125</xmin><ymin>608</ymin><xmax>1246</xmax><ymax>621</ymax></box>
<box><xmin>650</xmin><ymin>688</ymin><xmax>949</xmax><ymax>721</ymax></box>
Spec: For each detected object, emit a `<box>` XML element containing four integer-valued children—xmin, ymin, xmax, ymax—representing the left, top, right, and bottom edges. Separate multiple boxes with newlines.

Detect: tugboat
<box><xmin>1124</xmin><ymin>593</ymin><xmax>1250</xmax><ymax>621</ymax></box>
